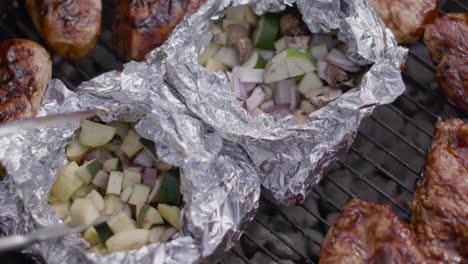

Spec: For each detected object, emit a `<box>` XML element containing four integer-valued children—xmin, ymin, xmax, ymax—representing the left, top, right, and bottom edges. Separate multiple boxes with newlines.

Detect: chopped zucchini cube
<box><xmin>50</xmin><ymin>162</ymin><xmax>84</xmax><ymax>201</ymax></box>
<box><xmin>103</xmin><ymin>158</ymin><xmax>120</xmax><ymax>173</ymax></box>
<box><xmin>105</xmin><ymin>229</ymin><xmax>150</xmax><ymax>252</ymax></box>
<box><xmin>106</xmin><ymin>171</ymin><xmax>123</xmax><ymax>195</ymax></box>
<box><xmin>128</xmin><ymin>184</ymin><xmax>151</xmax><ymax>205</ymax></box>
<box><xmin>122</xmin><ymin>169</ymin><xmax>141</xmax><ymax>190</ymax></box>
<box><xmin>85</xmin><ymin>189</ymin><xmax>104</xmax><ymax>212</ymax></box>
<box><xmin>71</xmin><ymin>185</ymin><xmax>95</xmax><ymax>201</ymax></box>
<box><xmin>103</xmin><ymin>195</ymin><xmax>124</xmax><ymax>214</ymax></box>
<box><xmin>137</xmin><ymin>205</ymin><xmax>164</xmax><ymax>229</ymax></box>
<box><xmin>155</xmin><ymin>169</ymin><xmax>181</xmax><ymax>206</ymax></box>
<box><xmin>66</xmin><ymin>139</ymin><xmax>90</xmax><ymax>163</ymax></box>
<box><xmin>148</xmin><ymin>226</ymin><xmax>166</xmax><ymax>243</ymax></box>
<box><xmin>95</xmin><ymin>222</ymin><xmax>114</xmax><ymax>243</ymax></box>
<box><xmin>83</xmin><ymin>227</ymin><xmax>100</xmax><ymax>245</ymax></box>
<box><xmin>120</xmin><ymin>186</ymin><xmax>133</xmax><ymax>203</ymax></box>
<box><xmin>157</xmin><ymin>204</ymin><xmax>181</xmax><ymax>230</ymax></box>
<box><xmin>107</xmin><ymin>211</ymin><xmax>136</xmax><ymax>233</ymax></box>
<box><xmin>120</xmin><ymin>130</ymin><xmax>144</xmax><ymax>157</ymax></box>
<box><xmin>76</xmin><ymin>159</ymin><xmax>102</xmax><ymax>184</ymax></box>
<box><xmin>108</xmin><ymin>121</ymin><xmax>131</xmax><ymax>138</ymax></box>
<box><xmin>70</xmin><ymin>198</ymin><xmax>100</xmax><ymax>226</ymax></box>
<box><xmin>79</xmin><ymin>120</ymin><xmax>117</xmax><ymax>147</ymax></box>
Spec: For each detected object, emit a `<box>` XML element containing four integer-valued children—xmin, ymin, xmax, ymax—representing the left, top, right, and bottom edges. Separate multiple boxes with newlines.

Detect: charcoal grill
<box><xmin>0</xmin><ymin>0</ymin><xmax>466</xmax><ymax>263</ymax></box>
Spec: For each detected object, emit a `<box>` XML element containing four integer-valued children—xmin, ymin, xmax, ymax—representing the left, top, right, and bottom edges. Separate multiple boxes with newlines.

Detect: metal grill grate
<box><xmin>0</xmin><ymin>0</ymin><xmax>466</xmax><ymax>263</ymax></box>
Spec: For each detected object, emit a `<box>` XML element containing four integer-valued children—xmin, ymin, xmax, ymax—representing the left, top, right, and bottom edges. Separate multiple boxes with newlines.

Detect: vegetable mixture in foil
<box><xmin>0</xmin><ymin>62</ymin><xmax>260</xmax><ymax>263</ymax></box>
<box><xmin>151</xmin><ymin>0</ymin><xmax>408</xmax><ymax>204</ymax></box>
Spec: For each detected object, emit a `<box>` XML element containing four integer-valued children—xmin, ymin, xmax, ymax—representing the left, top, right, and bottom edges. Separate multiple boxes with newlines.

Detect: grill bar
<box><xmin>384</xmin><ymin>104</ymin><xmax>433</xmax><ymax>137</ymax></box>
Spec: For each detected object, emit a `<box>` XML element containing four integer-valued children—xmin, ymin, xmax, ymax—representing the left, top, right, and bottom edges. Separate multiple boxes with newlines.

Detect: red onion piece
<box><xmin>119</xmin><ymin>154</ymin><xmax>131</xmax><ymax>166</ymax></box>
<box><xmin>270</xmin><ymin>104</ymin><xmax>291</xmax><ymax>119</ymax></box>
<box><xmin>84</xmin><ymin>150</ymin><xmax>100</xmax><ymax>162</ymax></box>
<box><xmin>316</xmin><ymin>60</ymin><xmax>329</xmax><ymax>81</ymax></box>
<box><xmin>155</xmin><ymin>160</ymin><xmax>172</xmax><ymax>171</ymax></box>
<box><xmin>133</xmin><ymin>150</ymin><xmax>153</xmax><ymax>168</ymax></box>
<box><xmin>326</xmin><ymin>49</ymin><xmax>361</xmax><ymax>72</ymax></box>
<box><xmin>260</xmin><ymin>100</ymin><xmax>274</xmax><ymax>113</ymax></box>
<box><xmin>100</xmin><ymin>151</ymin><xmax>113</xmax><ymax>162</ymax></box>
<box><xmin>92</xmin><ymin>170</ymin><xmax>109</xmax><ymax>189</ymax></box>
<box><xmin>273</xmin><ymin>80</ymin><xmax>294</xmax><ymax>105</ymax></box>
<box><xmin>143</xmin><ymin>168</ymin><xmax>157</xmax><ymax>187</ymax></box>
<box><xmin>160</xmin><ymin>227</ymin><xmax>178</xmax><ymax>242</ymax></box>
<box><xmin>246</xmin><ymin>87</ymin><xmax>266</xmax><ymax>112</ymax></box>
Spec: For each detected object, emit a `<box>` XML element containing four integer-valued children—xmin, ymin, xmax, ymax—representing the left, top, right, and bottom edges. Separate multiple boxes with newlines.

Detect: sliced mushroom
<box><xmin>326</xmin><ymin>64</ymin><xmax>354</xmax><ymax>88</ymax></box>
<box><xmin>305</xmin><ymin>86</ymin><xmax>342</xmax><ymax>108</ymax></box>
<box><xmin>225</xmin><ymin>24</ymin><xmax>253</xmax><ymax>63</ymax></box>
<box><xmin>279</xmin><ymin>8</ymin><xmax>310</xmax><ymax>36</ymax></box>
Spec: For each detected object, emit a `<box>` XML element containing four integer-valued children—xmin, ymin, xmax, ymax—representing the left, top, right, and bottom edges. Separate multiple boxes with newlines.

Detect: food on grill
<box><xmin>112</xmin><ymin>0</ymin><xmax>205</xmax><ymax>61</ymax></box>
<box><xmin>49</xmin><ymin>120</ymin><xmax>182</xmax><ymax>254</ymax></box>
<box><xmin>319</xmin><ymin>198</ymin><xmax>430</xmax><ymax>264</ymax></box>
<box><xmin>25</xmin><ymin>0</ymin><xmax>102</xmax><ymax>61</ymax></box>
<box><xmin>367</xmin><ymin>0</ymin><xmax>439</xmax><ymax>43</ymax></box>
<box><xmin>0</xmin><ymin>39</ymin><xmax>52</xmax><ymax>123</ymax></box>
<box><xmin>424</xmin><ymin>13</ymin><xmax>468</xmax><ymax>111</ymax></box>
<box><xmin>410</xmin><ymin>118</ymin><xmax>468</xmax><ymax>263</ymax></box>
<box><xmin>199</xmin><ymin>6</ymin><xmax>365</xmax><ymax>121</ymax></box>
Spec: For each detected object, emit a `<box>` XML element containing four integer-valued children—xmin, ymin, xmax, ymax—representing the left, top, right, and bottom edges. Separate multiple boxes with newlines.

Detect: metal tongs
<box><xmin>0</xmin><ymin>214</ymin><xmax>113</xmax><ymax>252</ymax></box>
<box><xmin>0</xmin><ymin>109</ymin><xmax>102</xmax><ymax>138</ymax></box>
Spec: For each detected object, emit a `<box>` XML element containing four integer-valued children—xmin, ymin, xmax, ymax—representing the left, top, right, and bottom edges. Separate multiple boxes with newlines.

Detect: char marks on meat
<box><xmin>410</xmin><ymin>119</ymin><xmax>468</xmax><ymax>263</ymax></box>
<box><xmin>368</xmin><ymin>0</ymin><xmax>439</xmax><ymax>43</ymax></box>
<box><xmin>319</xmin><ymin>198</ymin><xmax>432</xmax><ymax>264</ymax></box>
<box><xmin>112</xmin><ymin>0</ymin><xmax>205</xmax><ymax>61</ymax></box>
<box><xmin>0</xmin><ymin>39</ymin><xmax>52</xmax><ymax>123</ymax></box>
<box><xmin>424</xmin><ymin>13</ymin><xmax>468</xmax><ymax>111</ymax></box>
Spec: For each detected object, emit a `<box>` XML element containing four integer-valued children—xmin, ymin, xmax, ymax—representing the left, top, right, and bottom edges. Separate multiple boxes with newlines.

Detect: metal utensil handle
<box><xmin>0</xmin><ymin>235</ymin><xmax>32</xmax><ymax>252</ymax></box>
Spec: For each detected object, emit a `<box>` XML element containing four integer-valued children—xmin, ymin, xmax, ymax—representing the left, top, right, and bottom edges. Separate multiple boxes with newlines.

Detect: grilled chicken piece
<box><xmin>410</xmin><ymin>119</ymin><xmax>468</xmax><ymax>263</ymax></box>
<box><xmin>368</xmin><ymin>0</ymin><xmax>439</xmax><ymax>44</ymax></box>
<box><xmin>424</xmin><ymin>13</ymin><xmax>468</xmax><ymax>111</ymax></box>
<box><xmin>25</xmin><ymin>0</ymin><xmax>102</xmax><ymax>61</ymax></box>
<box><xmin>0</xmin><ymin>39</ymin><xmax>52</xmax><ymax>123</ymax></box>
<box><xmin>112</xmin><ymin>0</ymin><xmax>205</xmax><ymax>61</ymax></box>
<box><xmin>320</xmin><ymin>198</ymin><xmax>431</xmax><ymax>264</ymax></box>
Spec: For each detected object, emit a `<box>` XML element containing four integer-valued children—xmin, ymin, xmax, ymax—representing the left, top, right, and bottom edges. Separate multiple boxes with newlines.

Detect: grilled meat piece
<box><xmin>319</xmin><ymin>198</ymin><xmax>431</xmax><ymax>264</ymax></box>
<box><xmin>368</xmin><ymin>0</ymin><xmax>439</xmax><ymax>44</ymax></box>
<box><xmin>112</xmin><ymin>0</ymin><xmax>205</xmax><ymax>61</ymax></box>
<box><xmin>279</xmin><ymin>7</ymin><xmax>310</xmax><ymax>36</ymax></box>
<box><xmin>25</xmin><ymin>0</ymin><xmax>102</xmax><ymax>61</ymax></box>
<box><xmin>424</xmin><ymin>13</ymin><xmax>468</xmax><ymax>111</ymax></box>
<box><xmin>410</xmin><ymin>119</ymin><xmax>468</xmax><ymax>263</ymax></box>
<box><xmin>0</xmin><ymin>39</ymin><xmax>52</xmax><ymax>123</ymax></box>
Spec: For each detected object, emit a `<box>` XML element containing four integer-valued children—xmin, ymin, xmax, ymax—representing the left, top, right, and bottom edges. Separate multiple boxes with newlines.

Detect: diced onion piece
<box><xmin>143</xmin><ymin>168</ymin><xmax>157</xmax><ymax>187</ymax></box>
<box><xmin>264</xmin><ymin>48</ymin><xmax>316</xmax><ymax>83</ymax></box>
<box><xmin>308</xmin><ymin>43</ymin><xmax>328</xmax><ymax>60</ymax></box>
<box><xmin>260</xmin><ymin>100</ymin><xmax>274</xmax><ymax>113</ymax></box>
<box><xmin>160</xmin><ymin>227</ymin><xmax>178</xmax><ymax>242</ymax></box>
<box><xmin>256</xmin><ymin>49</ymin><xmax>274</xmax><ymax>60</ymax></box>
<box><xmin>84</xmin><ymin>150</ymin><xmax>100</xmax><ymax>162</ymax></box>
<box><xmin>234</xmin><ymin>67</ymin><xmax>264</xmax><ymax>83</ymax></box>
<box><xmin>251</xmin><ymin>108</ymin><xmax>264</xmax><ymax>117</ymax></box>
<box><xmin>133</xmin><ymin>150</ymin><xmax>153</xmax><ymax>168</ymax></box>
<box><xmin>316</xmin><ymin>60</ymin><xmax>329</xmax><ymax>81</ymax></box>
<box><xmin>270</xmin><ymin>105</ymin><xmax>291</xmax><ymax>119</ymax></box>
<box><xmin>300</xmin><ymin>100</ymin><xmax>317</xmax><ymax>114</ymax></box>
<box><xmin>285</xmin><ymin>36</ymin><xmax>310</xmax><ymax>50</ymax></box>
<box><xmin>326</xmin><ymin>48</ymin><xmax>360</xmax><ymax>72</ymax></box>
<box><xmin>246</xmin><ymin>87</ymin><xmax>266</xmax><ymax>112</ymax></box>
<box><xmin>299</xmin><ymin>72</ymin><xmax>323</xmax><ymax>95</ymax></box>
<box><xmin>273</xmin><ymin>79</ymin><xmax>294</xmax><ymax>105</ymax></box>
<box><xmin>92</xmin><ymin>170</ymin><xmax>109</xmax><ymax>189</ymax></box>
<box><xmin>214</xmin><ymin>47</ymin><xmax>240</xmax><ymax>67</ymax></box>
<box><xmin>274</xmin><ymin>37</ymin><xmax>287</xmax><ymax>51</ymax></box>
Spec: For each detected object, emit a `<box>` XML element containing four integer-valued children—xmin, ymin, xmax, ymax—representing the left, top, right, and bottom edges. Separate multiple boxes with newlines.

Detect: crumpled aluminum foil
<box><xmin>150</xmin><ymin>0</ymin><xmax>408</xmax><ymax>204</ymax></box>
<box><xmin>0</xmin><ymin>61</ymin><xmax>260</xmax><ymax>263</ymax></box>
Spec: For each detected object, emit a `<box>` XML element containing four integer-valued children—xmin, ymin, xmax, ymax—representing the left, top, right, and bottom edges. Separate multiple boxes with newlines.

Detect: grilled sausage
<box><xmin>368</xmin><ymin>0</ymin><xmax>439</xmax><ymax>44</ymax></box>
<box><xmin>0</xmin><ymin>39</ymin><xmax>52</xmax><ymax>123</ymax></box>
<box><xmin>112</xmin><ymin>0</ymin><xmax>205</xmax><ymax>61</ymax></box>
<box><xmin>424</xmin><ymin>13</ymin><xmax>468</xmax><ymax>111</ymax></box>
<box><xmin>25</xmin><ymin>0</ymin><xmax>102</xmax><ymax>61</ymax></box>
<box><xmin>410</xmin><ymin>119</ymin><xmax>468</xmax><ymax>263</ymax></box>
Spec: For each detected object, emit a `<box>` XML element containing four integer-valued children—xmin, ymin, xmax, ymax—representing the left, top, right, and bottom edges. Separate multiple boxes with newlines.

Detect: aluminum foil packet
<box><xmin>0</xmin><ymin>61</ymin><xmax>260</xmax><ymax>263</ymax></box>
<box><xmin>150</xmin><ymin>0</ymin><xmax>408</xmax><ymax>204</ymax></box>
